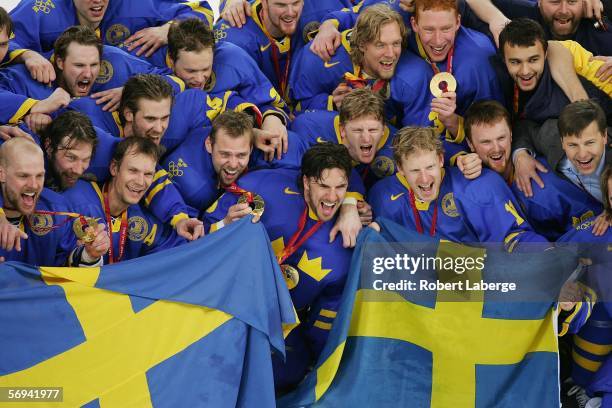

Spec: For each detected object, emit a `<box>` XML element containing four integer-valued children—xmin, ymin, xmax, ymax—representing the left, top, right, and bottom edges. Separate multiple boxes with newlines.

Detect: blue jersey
<box><xmin>289</xmin><ymin>29</ymin><xmax>433</xmax><ymax>129</ymax></box>
<box><xmin>407</xmin><ymin>27</ymin><xmax>502</xmax><ymax>143</ymax></box>
<box><xmin>204</xmin><ymin>169</ymin><xmax>353</xmax><ymax>387</ymax></box>
<box><xmin>558</xmin><ymin>221</ymin><xmax>612</xmax><ymax>398</ymax></box>
<box><xmin>510</xmin><ymin>159</ymin><xmax>602</xmax><ymax>241</ymax></box>
<box><xmin>121</xmin><ymin>41</ymin><xmax>288</xmax><ymax>121</ymax></box>
<box><xmin>0</xmin><ymin>188</ymin><xmax>77</xmax><ymax>266</ymax></box>
<box><xmin>215</xmin><ymin>0</ymin><xmax>304</xmax><ymax>102</ymax></box>
<box><xmin>2</xmin><ymin>39</ymin><xmax>28</xmax><ymax>66</ymax></box>
<box><xmin>369</xmin><ymin>168</ymin><xmax>548</xmax><ymax>249</ymax></box>
<box><xmin>9</xmin><ymin>0</ymin><xmax>213</xmax><ymax>53</ymax></box>
<box><xmin>68</xmin><ymin>88</ymin><xmax>251</xmax><ymax>153</ymax></box>
<box><xmin>63</xmin><ymin>180</ymin><xmax>187</xmax><ymax>263</ymax></box>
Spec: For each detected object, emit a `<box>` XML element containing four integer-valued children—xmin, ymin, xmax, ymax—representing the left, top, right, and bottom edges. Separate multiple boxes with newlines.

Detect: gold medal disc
<box><xmin>238</xmin><ymin>193</ymin><xmax>265</xmax><ymax>217</ymax></box>
<box><xmin>73</xmin><ymin>217</ymin><xmax>98</xmax><ymax>244</ymax></box>
<box><xmin>429</xmin><ymin>72</ymin><xmax>457</xmax><ymax>97</ymax></box>
<box><xmin>280</xmin><ymin>264</ymin><xmax>300</xmax><ymax>290</ymax></box>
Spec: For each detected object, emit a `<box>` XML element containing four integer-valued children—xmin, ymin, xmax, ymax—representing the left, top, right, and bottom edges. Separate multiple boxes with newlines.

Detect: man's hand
<box><xmin>253</xmin><ymin>128</ymin><xmax>282</xmax><ymax>161</ymax></box>
<box><xmin>175</xmin><ymin>217</ymin><xmax>204</xmax><ymax>241</ymax></box>
<box><xmin>582</xmin><ymin>0</ymin><xmax>604</xmax><ymax>21</ymax></box>
<box><xmin>513</xmin><ymin>150</ymin><xmax>547</xmax><ymax>197</ymax></box>
<box><xmin>261</xmin><ymin>115</ymin><xmax>288</xmax><ymax>160</ymax></box>
<box><xmin>399</xmin><ymin>0</ymin><xmax>416</xmax><ymax>12</ymax></box>
<box><xmin>329</xmin><ymin>203</ymin><xmax>362</xmax><ymax>248</ymax></box>
<box><xmin>83</xmin><ymin>223</ymin><xmax>110</xmax><ymax>260</ymax></box>
<box><xmin>223</xmin><ymin>202</ymin><xmax>258</xmax><ymax>225</ymax></box>
<box><xmin>221</xmin><ymin>0</ymin><xmax>251</xmax><ymax>27</ymax></box>
<box><xmin>332</xmin><ymin>82</ymin><xmax>351</xmax><ymax>109</ymax></box>
<box><xmin>431</xmin><ymin>91</ymin><xmax>459</xmax><ymax>134</ymax></box>
<box><xmin>310</xmin><ymin>20</ymin><xmax>341</xmax><ymax>62</ymax></box>
<box><xmin>91</xmin><ymin>87</ymin><xmax>123</xmax><ymax>112</ymax></box>
<box><xmin>125</xmin><ymin>24</ymin><xmax>170</xmax><ymax>57</ymax></box>
<box><xmin>24</xmin><ymin>113</ymin><xmax>52</xmax><ymax>133</ymax></box>
<box><xmin>357</xmin><ymin>200</ymin><xmax>373</xmax><ymax>225</ymax></box>
<box><xmin>0</xmin><ymin>222</ymin><xmax>28</xmax><ymax>251</ymax></box>
<box><xmin>488</xmin><ymin>16</ymin><xmax>510</xmax><ymax>48</ymax></box>
<box><xmin>456</xmin><ymin>153</ymin><xmax>483</xmax><ymax>180</ymax></box>
<box><xmin>30</xmin><ymin>87</ymin><xmax>70</xmax><ymax>115</ymax></box>
<box><xmin>590</xmin><ymin>56</ymin><xmax>612</xmax><ymax>82</ymax></box>
<box><xmin>21</xmin><ymin>50</ymin><xmax>56</xmax><ymax>84</ymax></box>
<box><xmin>558</xmin><ymin>281</ymin><xmax>583</xmax><ymax>311</ymax></box>
<box><xmin>0</xmin><ymin>125</ymin><xmax>33</xmax><ymax>141</ymax></box>
<box><xmin>591</xmin><ymin>211</ymin><xmax>611</xmax><ymax>236</ymax></box>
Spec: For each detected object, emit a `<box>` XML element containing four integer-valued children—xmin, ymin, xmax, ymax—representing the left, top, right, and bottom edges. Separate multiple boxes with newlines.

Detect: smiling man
<box><xmin>204</xmin><ymin>143</ymin><xmax>355</xmax><ymax>390</ymax></box>
<box><xmin>369</xmin><ymin>126</ymin><xmax>547</xmax><ymax>248</ymax></box>
<box><xmin>9</xmin><ymin>0</ymin><xmax>213</xmax><ymax>55</ymax></box>
<box><xmin>62</xmin><ymin>136</ymin><xmax>188</xmax><ymax>264</ymax></box>
<box><xmin>0</xmin><ymin>137</ymin><xmax>109</xmax><ymax>266</ymax></box>
<box><xmin>215</xmin><ymin>0</ymin><xmax>305</xmax><ymax>105</ymax></box>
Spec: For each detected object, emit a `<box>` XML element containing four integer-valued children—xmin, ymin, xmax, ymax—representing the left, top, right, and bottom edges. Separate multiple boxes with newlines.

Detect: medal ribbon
<box><xmin>224</xmin><ymin>182</ymin><xmax>254</xmax><ymax>203</ymax></box>
<box><xmin>277</xmin><ymin>206</ymin><xmax>323</xmax><ymax>265</ymax></box>
<box><xmin>344</xmin><ymin>68</ymin><xmax>387</xmax><ymax>92</ymax></box>
<box><xmin>408</xmin><ymin>190</ymin><xmax>438</xmax><ymax>236</ymax></box>
<box><xmin>417</xmin><ymin>34</ymin><xmax>454</xmax><ymax>93</ymax></box>
<box><xmin>258</xmin><ymin>10</ymin><xmax>291</xmax><ymax>99</ymax></box>
<box><xmin>102</xmin><ymin>183</ymin><xmax>128</xmax><ymax>264</ymax></box>
<box><xmin>25</xmin><ymin>209</ymin><xmax>89</xmax><ymax>234</ymax></box>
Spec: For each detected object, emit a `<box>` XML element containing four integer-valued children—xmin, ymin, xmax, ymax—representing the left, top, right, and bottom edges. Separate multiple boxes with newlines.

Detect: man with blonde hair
<box><xmin>369</xmin><ymin>126</ymin><xmax>547</xmax><ymax>248</ymax></box>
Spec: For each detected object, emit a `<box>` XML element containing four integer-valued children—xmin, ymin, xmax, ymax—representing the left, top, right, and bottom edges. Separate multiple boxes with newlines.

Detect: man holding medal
<box><xmin>368</xmin><ymin>126</ymin><xmax>548</xmax><ymax>248</ymax></box>
<box><xmin>62</xmin><ymin>137</ymin><xmax>187</xmax><ymax>264</ymax></box>
<box><xmin>0</xmin><ymin>137</ymin><xmax>109</xmax><ymax>266</ymax></box>
<box><xmin>204</xmin><ymin>143</ymin><xmax>355</xmax><ymax>390</ymax></box>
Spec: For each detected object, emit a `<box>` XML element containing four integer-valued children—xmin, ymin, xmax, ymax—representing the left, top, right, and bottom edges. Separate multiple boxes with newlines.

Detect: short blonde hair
<box><xmin>392</xmin><ymin>127</ymin><xmax>443</xmax><ymax>164</ymax></box>
<box><xmin>339</xmin><ymin>88</ymin><xmax>385</xmax><ymax>125</ymax></box>
<box><xmin>350</xmin><ymin>4</ymin><xmax>407</xmax><ymax>67</ymax></box>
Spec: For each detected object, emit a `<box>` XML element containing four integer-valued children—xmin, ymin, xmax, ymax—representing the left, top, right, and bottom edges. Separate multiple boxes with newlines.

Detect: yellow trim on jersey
<box><xmin>170</xmin><ymin>212</ymin><xmax>189</xmax><ymax>228</ymax></box>
<box><xmin>449</xmin><ymin>151</ymin><xmax>466</xmax><ymax>167</ymax></box>
<box><xmin>445</xmin><ymin>116</ymin><xmax>465</xmax><ymax>144</ymax></box>
<box><xmin>334</xmin><ymin>115</ymin><xmax>342</xmax><ymax>144</ymax></box>
<box><xmin>319</xmin><ymin>309</ymin><xmax>337</xmax><ymax>318</ymax></box>
<box><xmin>314</xmin><ymin>320</ymin><xmax>332</xmax><ymax>330</ymax></box>
<box><xmin>181</xmin><ymin>2</ymin><xmax>214</xmax><ymax>27</ymax></box>
<box><xmin>8</xmin><ymin>98</ymin><xmax>38</xmax><ymax>124</ymax></box>
<box><xmin>558</xmin><ymin>301</ymin><xmax>583</xmax><ymax>337</ymax></box>
<box><xmin>557</xmin><ymin>40</ymin><xmax>612</xmax><ymax>96</ymax></box>
<box><xmin>167</xmin><ymin>75</ymin><xmax>186</xmax><ymax>92</ymax></box>
<box><xmin>572</xmin><ymin>348</ymin><xmax>602</xmax><ymax>372</ymax></box>
<box><xmin>574</xmin><ymin>335</ymin><xmax>612</xmax><ymax>356</ymax></box>
<box><xmin>326</xmin><ymin>95</ymin><xmax>335</xmax><ymax>111</ymax></box>
<box><xmin>144</xmin><ymin>179</ymin><xmax>172</xmax><ymax>206</ymax></box>
<box><xmin>340</xmin><ymin>29</ymin><xmax>353</xmax><ymax>54</ymax></box>
<box><xmin>252</xmin><ymin>0</ymin><xmax>291</xmax><ymax>54</ymax></box>
<box><xmin>111</xmin><ymin>111</ymin><xmax>125</xmax><ymax>138</ymax></box>
<box><xmin>308</xmin><ymin>206</ymin><xmax>319</xmax><ymax>221</ymax></box>
<box><xmin>5</xmin><ymin>48</ymin><xmax>27</xmax><ymax>65</ymax></box>
<box><xmin>345</xmin><ymin>191</ymin><xmax>364</xmax><ymax>202</ymax></box>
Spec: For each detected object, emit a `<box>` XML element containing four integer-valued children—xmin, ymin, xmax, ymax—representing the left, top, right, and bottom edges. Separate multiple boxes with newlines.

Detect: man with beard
<box><xmin>9</xmin><ymin>0</ymin><xmax>213</xmax><ymax>55</ymax></box>
<box><xmin>0</xmin><ymin>26</ymin><xmax>181</xmax><ymax>130</ymax></box>
<box><xmin>62</xmin><ymin>137</ymin><xmax>187</xmax><ymax>264</ymax></box>
<box><xmin>465</xmin><ymin>100</ymin><xmax>602</xmax><ymax>241</ymax></box>
<box><xmin>0</xmin><ymin>137</ymin><xmax>109</xmax><ymax>266</ymax></box>
<box><xmin>369</xmin><ymin>126</ymin><xmax>548</xmax><ymax>249</ymax></box>
<box><xmin>204</xmin><ymin>143</ymin><xmax>355</xmax><ymax>390</ymax></box>
<box><xmin>214</xmin><ymin>0</ymin><xmax>305</xmax><ymax>105</ymax></box>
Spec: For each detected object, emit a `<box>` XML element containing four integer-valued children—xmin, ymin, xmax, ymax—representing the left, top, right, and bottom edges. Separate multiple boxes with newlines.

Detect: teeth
<box><xmin>322</xmin><ymin>201</ymin><xmax>335</xmax><ymax>208</ymax></box>
<box><xmin>23</xmin><ymin>192</ymin><xmax>35</xmax><ymax>197</ymax></box>
<box><xmin>225</xmin><ymin>169</ymin><xmax>237</xmax><ymax>175</ymax></box>
<box><xmin>490</xmin><ymin>154</ymin><xmax>503</xmax><ymax>160</ymax></box>
<box><xmin>92</xmin><ymin>6</ymin><xmax>103</xmax><ymax>11</ymax></box>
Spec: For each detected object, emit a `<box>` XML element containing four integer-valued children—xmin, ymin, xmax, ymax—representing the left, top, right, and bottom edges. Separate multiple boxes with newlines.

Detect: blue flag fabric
<box><xmin>0</xmin><ymin>217</ymin><xmax>297</xmax><ymax>407</ymax></box>
<box><xmin>280</xmin><ymin>218</ymin><xmax>577</xmax><ymax>407</ymax></box>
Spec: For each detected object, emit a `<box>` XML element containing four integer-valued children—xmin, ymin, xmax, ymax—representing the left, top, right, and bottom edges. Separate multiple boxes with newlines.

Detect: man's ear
<box><xmin>109</xmin><ymin>160</ymin><xmax>118</xmax><ymax>177</ymax></box>
<box><xmin>205</xmin><ymin>136</ymin><xmax>213</xmax><ymax>154</ymax></box>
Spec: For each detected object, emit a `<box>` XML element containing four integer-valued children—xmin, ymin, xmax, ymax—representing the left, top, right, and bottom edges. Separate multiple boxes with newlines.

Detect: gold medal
<box><xmin>429</xmin><ymin>72</ymin><xmax>457</xmax><ymax>97</ymax></box>
<box><xmin>73</xmin><ymin>217</ymin><xmax>98</xmax><ymax>244</ymax></box>
<box><xmin>280</xmin><ymin>264</ymin><xmax>300</xmax><ymax>290</ymax></box>
<box><xmin>238</xmin><ymin>193</ymin><xmax>265</xmax><ymax>217</ymax></box>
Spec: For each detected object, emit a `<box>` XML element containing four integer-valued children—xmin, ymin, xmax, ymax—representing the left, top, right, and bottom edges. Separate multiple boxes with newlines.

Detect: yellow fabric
<box><xmin>558</xmin><ymin>40</ymin><xmax>612</xmax><ymax>96</ymax></box>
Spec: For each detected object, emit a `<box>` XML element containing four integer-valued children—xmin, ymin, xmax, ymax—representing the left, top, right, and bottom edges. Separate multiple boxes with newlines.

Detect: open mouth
<box><xmin>127</xmin><ymin>185</ymin><xmax>145</xmax><ymax>196</ymax></box>
<box><xmin>380</xmin><ymin>61</ymin><xmax>395</xmax><ymax>70</ymax></box>
<box><xmin>518</xmin><ymin>74</ymin><xmax>536</xmax><ymax>88</ymax></box>
<box><xmin>360</xmin><ymin>144</ymin><xmax>374</xmax><ymax>156</ymax></box>
<box><xmin>429</xmin><ymin>45</ymin><xmax>447</xmax><ymax>58</ymax></box>
<box><xmin>575</xmin><ymin>157</ymin><xmax>594</xmax><ymax>171</ymax></box>
<box><xmin>319</xmin><ymin>200</ymin><xmax>337</xmax><ymax>218</ymax></box>
<box><xmin>21</xmin><ymin>192</ymin><xmax>37</xmax><ymax>208</ymax></box>
<box><xmin>90</xmin><ymin>5</ymin><xmax>104</xmax><ymax>16</ymax></box>
<box><xmin>76</xmin><ymin>79</ymin><xmax>91</xmax><ymax>95</ymax></box>
<box><xmin>417</xmin><ymin>182</ymin><xmax>435</xmax><ymax>199</ymax></box>
<box><xmin>554</xmin><ymin>17</ymin><xmax>571</xmax><ymax>25</ymax></box>
<box><xmin>489</xmin><ymin>152</ymin><xmax>504</xmax><ymax>163</ymax></box>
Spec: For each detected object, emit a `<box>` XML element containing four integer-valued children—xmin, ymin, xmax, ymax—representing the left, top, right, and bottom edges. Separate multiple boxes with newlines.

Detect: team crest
<box><xmin>441</xmin><ymin>192</ymin><xmax>459</xmax><ymax>217</ymax></box>
<box><xmin>281</xmin><ymin>264</ymin><xmax>300</xmax><ymax>290</ymax></box>
<box><xmin>371</xmin><ymin>156</ymin><xmax>395</xmax><ymax>178</ymax></box>
<box><xmin>32</xmin><ymin>0</ymin><xmax>55</xmax><ymax>14</ymax></box>
<box><xmin>29</xmin><ymin>213</ymin><xmax>54</xmax><ymax>236</ymax></box>
<box><xmin>96</xmin><ymin>60</ymin><xmax>113</xmax><ymax>84</ymax></box>
<box><xmin>106</xmin><ymin>24</ymin><xmax>131</xmax><ymax>46</ymax></box>
<box><xmin>167</xmin><ymin>159</ymin><xmax>187</xmax><ymax>178</ymax></box>
<box><xmin>302</xmin><ymin>21</ymin><xmax>321</xmax><ymax>43</ymax></box>
<box><xmin>213</xmin><ymin>28</ymin><xmax>227</xmax><ymax>42</ymax></box>
<box><xmin>128</xmin><ymin>216</ymin><xmax>149</xmax><ymax>241</ymax></box>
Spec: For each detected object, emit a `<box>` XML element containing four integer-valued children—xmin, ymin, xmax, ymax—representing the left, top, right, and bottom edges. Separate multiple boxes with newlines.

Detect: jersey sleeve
<box><xmin>0</xmin><ymin>89</ymin><xmax>38</xmax><ymax>125</ymax></box>
<box><xmin>140</xmin><ymin>212</ymin><xmax>188</xmax><ymax>256</ymax></box>
<box><xmin>143</xmin><ymin>166</ymin><xmax>199</xmax><ymax>226</ymax></box>
<box><xmin>202</xmin><ymin>192</ymin><xmax>240</xmax><ymax>233</ymax></box>
<box><xmin>557</xmin><ymin>40</ymin><xmax>612</xmax><ymax>96</ymax></box>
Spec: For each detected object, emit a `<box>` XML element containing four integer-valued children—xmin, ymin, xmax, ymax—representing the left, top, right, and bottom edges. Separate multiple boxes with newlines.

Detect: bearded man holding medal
<box><xmin>204</xmin><ymin>143</ymin><xmax>355</xmax><ymax>391</ymax></box>
<box><xmin>62</xmin><ymin>137</ymin><xmax>187</xmax><ymax>265</ymax></box>
<box><xmin>0</xmin><ymin>137</ymin><xmax>109</xmax><ymax>266</ymax></box>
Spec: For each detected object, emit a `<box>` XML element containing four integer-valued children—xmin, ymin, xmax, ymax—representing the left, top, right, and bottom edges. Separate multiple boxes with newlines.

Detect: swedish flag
<box><xmin>0</xmin><ymin>217</ymin><xmax>297</xmax><ymax>407</ymax></box>
<box><xmin>280</xmin><ymin>218</ymin><xmax>577</xmax><ymax>407</ymax></box>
